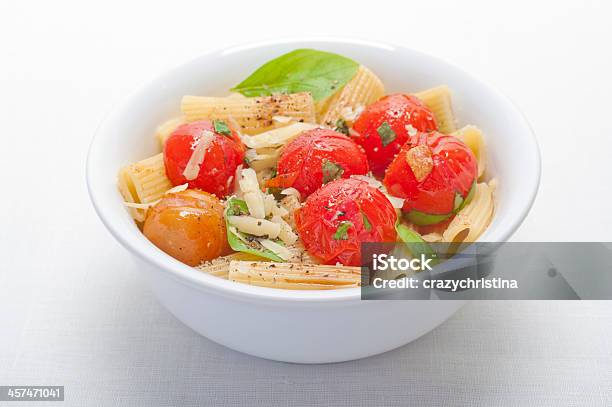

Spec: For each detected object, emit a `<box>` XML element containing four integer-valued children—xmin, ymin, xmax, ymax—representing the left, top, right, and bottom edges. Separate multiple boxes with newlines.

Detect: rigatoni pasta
<box><xmin>118</xmin><ymin>153</ymin><xmax>173</xmax><ymax>222</ymax></box>
<box><xmin>316</xmin><ymin>65</ymin><xmax>385</xmax><ymax>126</ymax></box>
<box><xmin>228</xmin><ymin>261</ymin><xmax>361</xmax><ymax>290</ymax></box>
<box><xmin>413</xmin><ymin>85</ymin><xmax>456</xmax><ymax>134</ymax></box>
<box><xmin>155</xmin><ymin>117</ymin><xmax>184</xmax><ymax>148</ymax></box>
<box><xmin>443</xmin><ymin>181</ymin><xmax>496</xmax><ymax>242</ymax></box>
<box><xmin>453</xmin><ymin>125</ymin><xmax>487</xmax><ymax>179</ymax></box>
<box><xmin>181</xmin><ymin>92</ymin><xmax>316</xmax><ymax>134</ymax></box>
<box><xmin>197</xmin><ymin>252</ymin><xmax>265</xmax><ymax>279</ymax></box>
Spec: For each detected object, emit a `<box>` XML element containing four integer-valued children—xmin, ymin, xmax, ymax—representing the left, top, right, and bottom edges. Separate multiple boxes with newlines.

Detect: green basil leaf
<box><xmin>213</xmin><ymin>120</ymin><xmax>232</xmax><ymax>136</ymax></box>
<box><xmin>405</xmin><ymin>209</ymin><xmax>452</xmax><ymax>226</ymax></box>
<box><xmin>334</xmin><ymin>118</ymin><xmax>349</xmax><ymax>135</ymax></box>
<box><xmin>395</xmin><ymin>223</ymin><xmax>438</xmax><ymax>266</ymax></box>
<box><xmin>362</xmin><ymin>211</ymin><xmax>372</xmax><ymax>231</ymax></box>
<box><xmin>230</xmin><ymin>49</ymin><xmax>359</xmax><ymax>101</ymax></box>
<box><xmin>333</xmin><ymin>221</ymin><xmax>353</xmax><ymax>240</ymax></box>
<box><xmin>224</xmin><ymin>197</ymin><xmax>284</xmax><ymax>262</ymax></box>
<box><xmin>377</xmin><ymin>121</ymin><xmax>397</xmax><ymax>147</ymax></box>
<box><xmin>322</xmin><ymin>160</ymin><xmax>344</xmax><ymax>184</ymax></box>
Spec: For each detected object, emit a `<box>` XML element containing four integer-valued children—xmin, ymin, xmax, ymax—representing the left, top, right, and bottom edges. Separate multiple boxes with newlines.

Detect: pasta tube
<box><xmin>442</xmin><ymin>181</ymin><xmax>495</xmax><ymax>242</ymax></box>
<box><xmin>316</xmin><ymin>65</ymin><xmax>385</xmax><ymax>126</ymax></box>
<box><xmin>228</xmin><ymin>261</ymin><xmax>361</xmax><ymax>290</ymax></box>
<box><xmin>155</xmin><ymin>117</ymin><xmax>184</xmax><ymax>148</ymax></box>
<box><xmin>413</xmin><ymin>85</ymin><xmax>456</xmax><ymax>134</ymax></box>
<box><xmin>181</xmin><ymin>92</ymin><xmax>316</xmax><ymax>134</ymax></box>
<box><xmin>453</xmin><ymin>125</ymin><xmax>486</xmax><ymax>179</ymax></box>
<box><xmin>118</xmin><ymin>153</ymin><xmax>173</xmax><ymax>222</ymax></box>
<box><xmin>197</xmin><ymin>252</ymin><xmax>263</xmax><ymax>279</ymax></box>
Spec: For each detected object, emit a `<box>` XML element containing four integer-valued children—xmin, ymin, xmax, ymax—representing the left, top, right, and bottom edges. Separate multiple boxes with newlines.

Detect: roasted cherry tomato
<box><xmin>143</xmin><ymin>189</ymin><xmax>231</xmax><ymax>266</ymax></box>
<box><xmin>164</xmin><ymin>120</ymin><xmax>245</xmax><ymax>198</ymax></box>
<box><xmin>266</xmin><ymin>128</ymin><xmax>369</xmax><ymax>197</ymax></box>
<box><xmin>383</xmin><ymin>131</ymin><xmax>477</xmax><ymax>225</ymax></box>
<box><xmin>352</xmin><ymin>94</ymin><xmax>438</xmax><ymax>176</ymax></box>
<box><xmin>295</xmin><ymin>178</ymin><xmax>397</xmax><ymax>266</ymax></box>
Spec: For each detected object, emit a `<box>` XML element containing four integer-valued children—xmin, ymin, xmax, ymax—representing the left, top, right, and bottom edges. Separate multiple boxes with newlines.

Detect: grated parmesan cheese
<box><xmin>271</xmin><ymin>215</ymin><xmax>298</xmax><ymax>245</ymax></box>
<box><xmin>165</xmin><ymin>183</ymin><xmax>189</xmax><ymax>194</ymax></box>
<box><xmin>405</xmin><ymin>124</ymin><xmax>418</xmax><ymax>137</ymax></box>
<box><xmin>350</xmin><ymin>175</ymin><xmax>404</xmax><ymax>208</ymax></box>
<box><xmin>241</xmin><ymin>122</ymin><xmax>318</xmax><ymax>149</ymax></box>
<box><xmin>239</xmin><ymin>168</ymin><xmax>265</xmax><ymax>218</ymax></box>
<box><xmin>385</xmin><ymin>194</ymin><xmax>405</xmax><ymax>209</ymax></box>
<box><xmin>340</xmin><ymin>104</ymin><xmax>365</xmax><ymax>122</ymax></box>
<box><xmin>182</xmin><ymin>130</ymin><xmax>215</xmax><ymax>180</ymax></box>
<box><xmin>259</xmin><ymin>239</ymin><xmax>293</xmax><ymax>261</ymax></box>
<box><xmin>233</xmin><ymin>164</ymin><xmax>243</xmax><ymax>195</ymax></box>
<box><xmin>228</xmin><ymin>216</ymin><xmax>280</xmax><ymax>239</ymax></box>
<box><xmin>280</xmin><ymin>187</ymin><xmax>301</xmax><ymax>201</ymax></box>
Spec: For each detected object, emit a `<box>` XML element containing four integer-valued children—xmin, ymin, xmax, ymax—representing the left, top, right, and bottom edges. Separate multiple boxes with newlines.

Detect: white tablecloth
<box><xmin>2</xmin><ymin>269</ymin><xmax>611</xmax><ymax>407</ymax></box>
<box><xmin>1</xmin><ymin>0</ymin><xmax>611</xmax><ymax>405</ymax></box>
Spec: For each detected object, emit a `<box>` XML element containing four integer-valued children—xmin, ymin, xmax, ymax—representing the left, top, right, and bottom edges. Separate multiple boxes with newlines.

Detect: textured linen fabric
<box><xmin>2</xmin><ymin>253</ymin><xmax>611</xmax><ymax>407</ymax></box>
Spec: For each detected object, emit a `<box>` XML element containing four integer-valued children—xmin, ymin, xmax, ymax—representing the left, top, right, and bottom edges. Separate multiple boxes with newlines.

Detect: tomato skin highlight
<box><xmin>164</xmin><ymin>120</ymin><xmax>245</xmax><ymax>198</ymax></box>
<box><xmin>266</xmin><ymin>128</ymin><xmax>369</xmax><ymax>198</ymax></box>
<box><xmin>352</xmin><ymin>93</ymin><xmax>438</xmax><ymax>176</ymax></box>
<box><xmin>295</xmin><ymin>178</ymin><xmax>397</xmax><ymax>266</ymax></box>
<box><xmin>383</xmin><ymin>131</ymin><xmax>477</xmax><ymax>221</ymax></box>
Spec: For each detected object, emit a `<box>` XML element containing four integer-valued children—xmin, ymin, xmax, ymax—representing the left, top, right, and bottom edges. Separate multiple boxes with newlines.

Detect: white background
<box><xmin>0</xmin><ymin>0</ymin><xmax>611</xmax><ymax>406</ymax></box>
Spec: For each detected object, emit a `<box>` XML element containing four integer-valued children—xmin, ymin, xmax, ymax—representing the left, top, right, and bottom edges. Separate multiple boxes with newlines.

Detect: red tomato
<box><xmin>383</xmin><ymin>131</ymin><xmax>477</xmax><ymax>225</ymax></box>
<box><xmin>266</xmin><ymin>128</ymin><xmax>369</xmax><ymax>197</ymax></box>
<box><xmin>164</xmin><ymin>120</ymin><xmax>245</xmax><ymax>198</ymax></box>
<box><xmin>352</xmin><ymin>94</ymin><xmax>438</xmax><ymax>176</ymax></box>
<box><xmin>294</xmin><ymin>178</ymin><xmax>397</xmax><ymax>266</ymax></box>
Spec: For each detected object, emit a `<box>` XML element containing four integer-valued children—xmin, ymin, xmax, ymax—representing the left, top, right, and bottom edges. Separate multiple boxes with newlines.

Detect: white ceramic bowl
<box><xmin>87</xmin><ymin>39</ymin><xmax>540</xmax><ymax>363</ymax></box>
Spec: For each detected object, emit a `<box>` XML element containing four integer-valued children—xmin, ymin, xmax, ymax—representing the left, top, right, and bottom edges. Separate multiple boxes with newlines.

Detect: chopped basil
<box><xmin>395</xmin><ymin>223</ymin><xmax>438</xmax><ymax>266</ymax></box>
<box><xmin>334</xmin><ymin>118</ymin><xmax>349</xmax><ymax>135</ymax></box>
<box><xmin>322</xmin><ymin>160</ymin><xmax>344</xmax><ymax>184</ymax></box>
<box><xmin>224</xmin><ymin>197</ymin><xmax>284</xmax><ymax>262</ymax></box>
<box><xmin>333</xmin><ymin>221</ymin><xmax>353</xmax><ymax>240</ymax></box>
<box><xmin>226</xmin><ymin>197</ymin><xmax>249</xmax><ymax>216</ymax></box>
<box><xmin>377</xmin><ymin>121</ymin><xmax>397</xmax><ymax>147</ymax></box>
<box><xmin>213</xmin><ymin>120</ymin><xmax>232</xmax><ymax>136</ymax></box>
<box><xmin>361</xmin><ymin>211</ymin><xmax>372</xmax><ymax>231</ymax></box>
<box><xmin>230</xmin><ymin>49</ymin><xmax>359</xmax><ymax>101</ymax></box>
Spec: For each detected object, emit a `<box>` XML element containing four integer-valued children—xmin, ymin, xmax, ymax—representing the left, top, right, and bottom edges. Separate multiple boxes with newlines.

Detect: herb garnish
<box><xmin>213</xmin><ymin>120</ymin><xmax>232</xmax><ymax>136</ymax></box>
<box><xmin>334</xmin><ymin>118</ymin><xmax>349</xmax><ymax>135</ymax></box>
<box><xmin>333</xmin><ymin>221</ymin><xmax>353</xmax><ymax>240</ymax></box>
<box><xmin>230</xmin><ymin>49</ymin><xmax>359</xmax><ymax>101</ymax></box>
<box><xmin>377</xmin><ymin>121</ymin><xmax>396</xmax><ymax>147</ymax></box>
<box><xmin>361</xmin><ymin>212</ymin><xmax>372</xmax><ymax>231</ymax></box>
<box><xmin>224</xmin><ymin>197</ymin><xmax>284</xmax><ymax>262</ymax></box>
<box><xmin>322</xmin><ymin>160</ymin><xmax>344</xmax><ymax>184</ymax></box>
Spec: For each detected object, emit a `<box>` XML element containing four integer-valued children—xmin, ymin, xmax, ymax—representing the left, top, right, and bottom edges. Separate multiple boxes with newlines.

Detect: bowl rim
<box><xmin>86</xmin><ymin>37</ymin><xmax>541</xmax><ymax>303</ymax></box>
